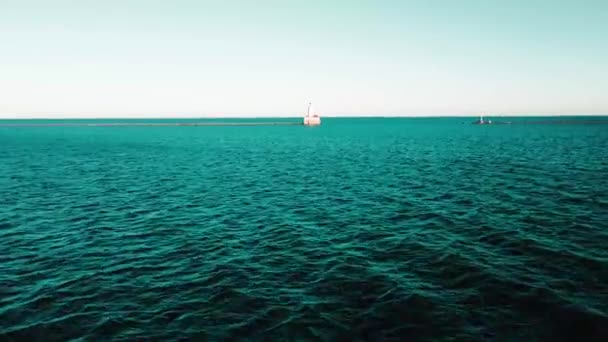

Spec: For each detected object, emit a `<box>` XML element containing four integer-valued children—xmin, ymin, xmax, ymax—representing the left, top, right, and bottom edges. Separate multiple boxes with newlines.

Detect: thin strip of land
<box><xmin>473</xmin><ymin>120</ymin><xmax>608</xmax><ymax>125</ymax></box>
<box><xmin>0</xmin><ymin>122</ymin><xmax>303</xmax><ymax>127</ymax></box>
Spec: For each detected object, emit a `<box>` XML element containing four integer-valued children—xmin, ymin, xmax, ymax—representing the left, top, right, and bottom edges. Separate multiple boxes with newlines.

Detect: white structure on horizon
<box><xmin>476</xmin><ymin>115</ymin><xmax>492</xmax><ymax>124</ymax></box>
<box><xmin>303</xmin><ymin>102</ymin><xmax>321</xmax><ymax>126</ymax></box>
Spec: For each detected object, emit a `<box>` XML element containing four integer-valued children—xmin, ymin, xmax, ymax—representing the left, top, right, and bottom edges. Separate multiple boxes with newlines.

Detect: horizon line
<box><xmin>1</xmin><ymin>113</ymin><xmax>608</xmax><ymax>120</ymax></box>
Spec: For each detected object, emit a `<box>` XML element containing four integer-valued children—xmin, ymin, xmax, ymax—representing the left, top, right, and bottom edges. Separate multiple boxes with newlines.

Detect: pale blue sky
<box><xmin>1</xmin><ymin>0</ymin><xmax>607</xmax><ymax>118</ymax></box>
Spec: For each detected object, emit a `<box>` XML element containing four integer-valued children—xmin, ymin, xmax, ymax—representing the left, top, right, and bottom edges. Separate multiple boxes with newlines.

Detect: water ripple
<box><xmin>1</xmin><ymin>119</ymin><xmax>607</xmax><ymax>340</ymax></box>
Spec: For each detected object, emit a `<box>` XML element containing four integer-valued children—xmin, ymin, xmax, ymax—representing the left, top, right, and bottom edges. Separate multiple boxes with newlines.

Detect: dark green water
<box><xmin>1</xmin><ymin>117</ymin><xmax>607</xmax><ymax>341</ymax></box>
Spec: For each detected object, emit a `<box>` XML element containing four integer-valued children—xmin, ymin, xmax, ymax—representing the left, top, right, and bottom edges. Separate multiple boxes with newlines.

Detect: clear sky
<box><xmin>1</xmin><ymin>0</ymin><xmax>607</xmax><ymax>118</ymax></box>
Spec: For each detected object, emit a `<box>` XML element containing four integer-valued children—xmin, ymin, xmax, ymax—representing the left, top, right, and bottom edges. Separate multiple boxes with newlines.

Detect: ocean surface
<box><xmin>1</xmin><ymin>117</ymin><xmax>607</xmax><ymax>341</ymax></box>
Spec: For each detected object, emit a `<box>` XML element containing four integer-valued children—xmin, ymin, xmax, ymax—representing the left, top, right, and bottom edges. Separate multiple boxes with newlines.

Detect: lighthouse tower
<box><xmin>303</xmin><ymin>102</ymin><xmax>321</xmax><ymax>126</ymax></box>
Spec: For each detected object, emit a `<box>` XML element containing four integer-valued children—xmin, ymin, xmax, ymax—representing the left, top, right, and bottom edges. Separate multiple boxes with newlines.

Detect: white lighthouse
<box><xmin>303</xmin><ymin>102</ymin><xmax>321</xmax><ymax>126</ymax></box>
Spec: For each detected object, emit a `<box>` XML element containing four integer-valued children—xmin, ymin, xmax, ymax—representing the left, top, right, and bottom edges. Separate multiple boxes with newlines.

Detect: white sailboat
<box><xmin>303</xmin><ymin>102</ymin><xmax>321</xmax><ymax>126</ymax></box>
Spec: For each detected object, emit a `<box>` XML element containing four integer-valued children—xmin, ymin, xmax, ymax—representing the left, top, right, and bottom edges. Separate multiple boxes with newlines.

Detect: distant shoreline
<box><xmin>1</xmin><ymin>116</ymin><xmax>608</xmax><ymax>127</ymax></box>
<box><xmin>0</xmin><ymin>122</ymin><xmax>304</xmax><ymax>127</ymax></box>
<box><xmin>1</xmin><ymin>114</ymin><xmax>607</xmax><ymax>121</ymax></box>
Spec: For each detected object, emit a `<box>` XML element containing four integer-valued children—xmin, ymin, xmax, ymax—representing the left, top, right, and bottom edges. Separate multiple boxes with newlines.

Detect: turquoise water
<box><xmin>1</xmin><ymin>117</ymin><xmax>607</xmax><ymax>340</ymax></box>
